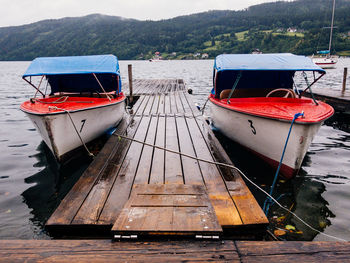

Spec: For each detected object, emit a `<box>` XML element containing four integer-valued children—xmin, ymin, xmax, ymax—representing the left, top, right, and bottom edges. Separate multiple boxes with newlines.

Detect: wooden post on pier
<box><xmin>342</xmin><ymin>67</ymin><xmax>348</xmax><ymax>96</ymax></box>
<box><xmin>128</xmin><ymin>64</ymin><xmax>133</xmax><ymax>103</ymax></box>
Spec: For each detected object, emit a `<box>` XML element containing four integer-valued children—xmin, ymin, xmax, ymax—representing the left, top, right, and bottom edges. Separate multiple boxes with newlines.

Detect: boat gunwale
<box><xmin>20</xmin><ymin>95</ymin><xmax>126</xmax><ymax>116</ymax></box>
<box><xmin>209</xmin><ymin>96</ymin><xmax>334</xmax><ymax>124</ymax></box>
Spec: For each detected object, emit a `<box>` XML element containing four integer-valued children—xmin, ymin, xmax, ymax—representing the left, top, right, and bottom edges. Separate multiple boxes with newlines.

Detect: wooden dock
<box><xmin>46</xmin><ymin>79</ymin><xmax>268</xmax><ymax>239</ymax></box>
<box><xmin>2</xmin><ymin>240</ymin><xmax>350</xmax><ymax>262</ymax></box>
<box><xmin>306</xmin><ymin>90</ymin><xmax>350</xmax><ymax>113</ymax></box>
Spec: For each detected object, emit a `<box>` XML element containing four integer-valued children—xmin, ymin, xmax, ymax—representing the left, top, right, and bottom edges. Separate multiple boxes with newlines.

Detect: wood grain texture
<box><xmin>0</xmin><ymin>240</ymin><xmax>239</xmax><ymax>262</ymax></box>
<box><xmin>236</xmin><ymin>241</ymin><xmax>350</xmax><ymax>263</ymax></box>
<box><xmin>112</xmin><ymin>184</ymin><xmax>222</xmax><ymax>237</ymax></box>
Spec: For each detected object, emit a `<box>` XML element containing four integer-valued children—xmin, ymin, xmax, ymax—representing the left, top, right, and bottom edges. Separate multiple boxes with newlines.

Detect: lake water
<box><xmin>0</xmin><ymin>59</ymin><xmax>349</xmax><ymax>240</ymax></box>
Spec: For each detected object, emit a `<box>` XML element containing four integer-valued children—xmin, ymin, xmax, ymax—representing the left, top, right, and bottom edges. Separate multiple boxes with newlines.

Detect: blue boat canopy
<box><xmin>317</xmin><ymin>50</ymin><xmax>330</xmax><ymax>54</ymax></box>
<box><xmin>214</xmin><ymin>53</ymin><xmax>325</xmax><ymax>73</ymax></box>
<box><xmin>23</xmin><ymin>55</ymin><xmax>122</xmax><ymax>94</ymax></box>
<box><xmin>213</xmin><ymin>53</ymin><xmax>325</xmax><ymax>98</ymax></box>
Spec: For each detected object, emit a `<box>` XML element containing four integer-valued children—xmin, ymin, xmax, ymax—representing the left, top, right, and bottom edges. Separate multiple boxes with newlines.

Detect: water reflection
<box><xmin>21</xmin><ymin>142</ymin><xmax>91</xmax><ymax>237</ymax></box>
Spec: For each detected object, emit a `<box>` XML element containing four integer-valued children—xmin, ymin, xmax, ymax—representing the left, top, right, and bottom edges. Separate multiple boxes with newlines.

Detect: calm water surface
<box><xmin>0</xmin><ymin>59</ymin><xmax>349</xmax><ymax>240</ymax></box>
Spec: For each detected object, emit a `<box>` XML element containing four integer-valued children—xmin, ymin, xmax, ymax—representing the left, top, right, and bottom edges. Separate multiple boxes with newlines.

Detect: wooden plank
<box><xmin>157</xmin><ymin>94</ymin><xmax>165</xmax><ymax>114</ymax></box>
<box><xmin>46</xmin><ymin>117</ymin><xmax>130</xmax><ymax>226</ymax></box>
<box><xmin>164</xmin><ymin>93</ymin><xmax>171</xmax><ymax>114</ymax></box>
<box><xmin>174</xmin><ymin>91</ymin><xmax>185</xmax><ymax>113</ymax></box>
<box><xmin>185</xmin><ymin>116</ymin><xmax>243</xmax><ymax>227</ymax></box>
<box><xmin>71</xmin><ymin>117</ymin><xmax>144</xmax><ymax>225</ymax></box>
<box><xmin>112</xmin><ymin>184</ymin><xmax>222</xmax><ymax>237</ymax></box>
<box><xmin>169</xmin><ymin>91</ymin><xmax>177</xmax><ymax>113</ymax></box>
<box><xmin>175</xmin><ymin>115</ymin><xmax>204</xmax><ymax>185</ymax></box>
<box><xmin>134</xmin><ymin>94</ymin><xmax>150</xmax><ymax>115</ymax></box>
<box><xmin>143</xmin><ymin>94</ymin><xmax>155</xmax><ymax>115</ymax></box>
<box><xmin>0</xmin><ymin>240</ymin><xmax>239</xmax><ymax>262</ymax></box>
<box><xmin>189</xmin><ymin>106</ymin><xmax>268</xmax><ymax>226</ymax></box>
<box><xmin>236</xmin><ymin>241</ymin><xmax>350</xmax><ymax>263</ymax></box>
<box><xmin>97</xmin><ymin>116</ymin><xmax>153</xmax><ymax>224</ymax></box>
<box><xmin>149</xmin><ymin>115</ymin><xmax>165</xmax><ymax>184</ymax></box>
<box><xmin>133</xmin><ymin>115</ymin><xmax>158</xmax><ymax>184</ymax></box>
<box><xmin>151</xmin><ymin>94</ymin><xmax>160</xmax><ymax>114</ymax></box>
<box><xmin>178</xmin><ymin>90</ymin><xmax>193</xmax><ymax>113</ymax></box>
<box><xmin>164</xmin><ymin>115</ymin><xmax>183</xmax><ymax>184</ymax></box>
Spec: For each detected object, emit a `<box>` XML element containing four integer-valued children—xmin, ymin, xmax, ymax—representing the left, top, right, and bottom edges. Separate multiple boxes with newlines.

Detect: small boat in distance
<box><xmin>209</xmin><ymin>54</ymin><xmax>334</xmax><ymax>179</ymax></box>
<box><xmin>20</xmin><ymin>54</ymin><xmax>126</xmax><ymax>162</ymax></box>
<box><xmin>312</xmin><ymin>0</ymin><xmax>338</xmax><ymax>69</ymax></box>
<box><xmin>149</xmin><ymin>51</ymin><xmax>163</xmax><ymax>62</ymax></box>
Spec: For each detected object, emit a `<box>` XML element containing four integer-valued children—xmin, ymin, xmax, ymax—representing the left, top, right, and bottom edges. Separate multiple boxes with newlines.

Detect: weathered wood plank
<box><xmin>149</xmin><ymin>115</ymin><xmax>165</xmax><ymax>184</ymax></box>
<box><xmin>236</xmin><ymin>241</ymin><xmax>350</xmax><ymax>263</ymax></box>
<box><xmin>185</xmin><ymin>116</ymin><xmax>243</xmax><ymax>227</ymax></box>
<box><xmin>157</xmin><ymin>94</ymin><xmax>165</xmax><ymax>114</ymax></box>
<box><xmin>191</xmin><ymin>107</ymin><xmax>268</xmax><ymax>226</ymax></box>
<box><xmin>112</xmin><ymin>184</ymin><xmax>222</xmax><ymax>237</ymax></box>
<box><xmin>133</xmin><ymin>115</ymin><xmax>158</xmax><ymax>184</ymax></box>
<box><xmin>175</xmin><ymin>115</ymin><xmax>204</xmax><ymax>185</ymax></box>
<box><xmin>151</xmin><ymin>94</ymin><xmax>160</xmax><ymax>114</ymax></box>
<box><xmin>97</xmin><ymin>116</ymin><xmax>153</xmax><ymax>224</ymax></box>
<box><xmin>46</xmin><ymin>117</ymin><xmax>129</xmax><ymax>226</ymax></box>
<box><xmin>164</xmin><ymin>115</ymin><xmax>183</xmax><ymax>184</ymax></box>
<box><xmin>0</xmin><ymin>240</ymin><xmax>239</xmax><ymax>262</ymax></box>
<box><xmin>71</xmin><ymin>116</ymin><xmax>144</xmax><ymax>225</ymax></box>
<box><xmin>164</xmin><ymin>93</ymin><xmax>171</xmax><ymax>114</ymax></box>
<box><xmin>174</xmin><ymin>91</ymin><xmax>185</xmax><ymax>113</ymax></box>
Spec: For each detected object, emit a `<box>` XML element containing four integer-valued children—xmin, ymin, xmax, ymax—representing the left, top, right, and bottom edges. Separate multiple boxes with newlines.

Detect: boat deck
<box><xmin>46</xmin><ymin>79</ymin><xmax>268</xmax><ymax>239</ymax></box>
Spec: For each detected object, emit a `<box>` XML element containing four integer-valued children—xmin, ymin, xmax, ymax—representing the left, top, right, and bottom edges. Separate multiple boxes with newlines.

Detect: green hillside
<box><xmin>0</xmin><ymin>0</ymin><xmax>350</xmax><ymax>60</ymax></box>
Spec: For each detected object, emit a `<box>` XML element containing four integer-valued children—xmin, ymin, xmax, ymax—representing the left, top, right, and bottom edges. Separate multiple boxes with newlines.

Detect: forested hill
<box><xmin>1</xmin><ymin>0</ymin><xmax>350</xmax><ymax>60</ymax></box>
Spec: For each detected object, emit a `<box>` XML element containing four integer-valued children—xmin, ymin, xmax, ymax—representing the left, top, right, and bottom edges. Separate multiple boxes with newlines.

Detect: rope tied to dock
<box><xmin>48</xmin><ymin>106</ymin><xmax>94</xmax><ymax>158</ymax></box>
<box><xmin>112</xmin><ymin>131</ymin><xmax>347</xmax><ymax>242</ymax></box>
<box><xmin>263</xmin><ymin>112</ymin><xmax>304</xmax><ymax>215</ymax></box>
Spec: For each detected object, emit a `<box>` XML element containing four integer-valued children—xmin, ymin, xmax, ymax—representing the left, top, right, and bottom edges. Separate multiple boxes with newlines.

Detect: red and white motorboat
<box><xmin>20</xmin><ymin>55</ymin><xmax>126</xmax><ymax>161</ymax></box>
<box><xmin>209</xmin><ymin>54</ymin><xmax>334</xmax><ymax>179</ymax></box>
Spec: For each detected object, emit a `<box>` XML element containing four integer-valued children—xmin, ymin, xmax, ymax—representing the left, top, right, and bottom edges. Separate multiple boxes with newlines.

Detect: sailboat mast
<box><xmin>329</xmin><ymin>0</ymin><xmax>336</xmax><ymax>52</ymax></box>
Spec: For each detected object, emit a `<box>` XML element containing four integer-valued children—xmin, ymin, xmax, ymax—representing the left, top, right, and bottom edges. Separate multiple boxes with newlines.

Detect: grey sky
<box><xmin>0</xmin><ymin>0</ymin><xmax>278</xmax><ymax>27</ymax></box>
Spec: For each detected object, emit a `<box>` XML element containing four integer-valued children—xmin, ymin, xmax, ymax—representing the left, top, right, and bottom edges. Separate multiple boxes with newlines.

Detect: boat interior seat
<box><xmin>219</xmin><ymin>88</ymin><xmax>276</xmax><ymax>99</ymax></box>
<box><xmin>50</xmin><ymin>91</ymin><xmax>117</xmax><ymax>98</ymax></box>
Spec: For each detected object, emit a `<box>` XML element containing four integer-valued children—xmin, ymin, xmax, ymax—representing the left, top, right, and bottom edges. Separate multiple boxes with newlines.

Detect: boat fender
<box><xmin>30</xmin><ymin>98</ymin><xmax>35</xmax><ymax>104</ymax></box>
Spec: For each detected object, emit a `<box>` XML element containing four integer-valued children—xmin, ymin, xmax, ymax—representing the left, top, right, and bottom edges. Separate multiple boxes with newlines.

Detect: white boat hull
<box><xmin>24</xmin><ymin>100</ymin><xmax>125</xmax><ymax>161</ymax></box>
<box><xmin>312</xmin><ymin>57</ymin><xmax>337</xmax><ymax>69</ymax></box>
<box><xmin>210</xmin><ymin>101</ymin><xmax>322</xmax><ymax>178</ymax></box>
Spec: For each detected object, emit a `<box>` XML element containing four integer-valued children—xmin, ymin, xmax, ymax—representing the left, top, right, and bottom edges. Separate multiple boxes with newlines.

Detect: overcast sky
<box><xmin>0</xmin><ymin>0</ymin><xmax>278</xmax><ymax>27</ymax></box>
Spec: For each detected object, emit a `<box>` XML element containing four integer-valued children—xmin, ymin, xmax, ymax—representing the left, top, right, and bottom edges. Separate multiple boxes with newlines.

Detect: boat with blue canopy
<box><xmin>20</xmin><ymin>54</ymin><xmax>126</xmax><ymax>161</ymax></box>
<box><xmin>209</xmin><ymin>53</ymin><xmax>334</xmax><ymax>179</ymax></box>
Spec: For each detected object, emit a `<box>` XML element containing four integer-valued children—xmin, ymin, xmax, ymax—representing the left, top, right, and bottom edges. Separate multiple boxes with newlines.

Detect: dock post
<box><xmin>342</xmin><ymin>67</ymin><xmax>348</xmax><ymax>96</ymax></box>
<box><xmin>128</xmin><ymin>64</ymin><xmax>133</xmax><ymax>104</ymax></box>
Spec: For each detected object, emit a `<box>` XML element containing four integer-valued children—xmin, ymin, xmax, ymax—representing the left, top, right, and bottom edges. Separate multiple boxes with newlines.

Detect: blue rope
<box><xmin>263</xmin><ymin>112</ymin><xmax>304</xmax><ymax>215</ymax></box>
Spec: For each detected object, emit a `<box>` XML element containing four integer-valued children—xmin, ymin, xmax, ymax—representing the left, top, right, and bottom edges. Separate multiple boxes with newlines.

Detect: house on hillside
<box><xmin>287</xmin><ymin>27</ymin><xmax>297</xmax><ymax>33</ymax></box>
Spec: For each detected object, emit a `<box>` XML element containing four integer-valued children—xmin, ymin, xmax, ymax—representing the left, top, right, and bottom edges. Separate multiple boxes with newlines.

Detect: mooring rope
<box><xmin>112</xmin><ymin>132</ymin><xmax>347</xmax><ymax>242</ymax></box>
<box><xmin>48</xmin><ymin>106</ymin><xmax>94</xmax><ymax>157</ymax></box>
<box><xmin>263</xmin><ymin>112</ymin><xmax>304</xmax><ymax>214</ymax></box>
